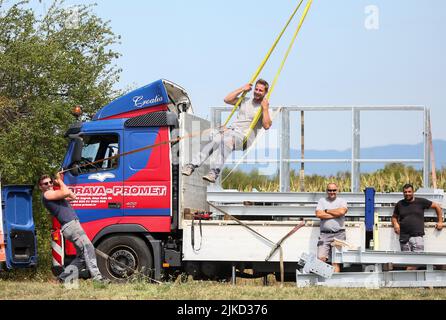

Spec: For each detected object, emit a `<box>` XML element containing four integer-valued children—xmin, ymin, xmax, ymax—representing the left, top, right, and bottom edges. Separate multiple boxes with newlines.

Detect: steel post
<box><xmin>232</xmin><ymin>264</ymin><xmax>237</xmax><ymax>285</ymax></box>
<box><xmin>352</xmin><ymin>108</ymin><xmax>361</xmax><ymax>192</ymax></box>
<box><xmin>423</xmin><ymin>107</ymin><xmax>431</xmax><ymax>188</ymax></box>
<box><xmin>280</xmin><ymin>109</ymin><xmax>290</xmax><ymax>192</ymax></box>
<box><xmin>211</xmin><ymin>108</ymin><xmax>221</xmax><ymax>131</ymax></box>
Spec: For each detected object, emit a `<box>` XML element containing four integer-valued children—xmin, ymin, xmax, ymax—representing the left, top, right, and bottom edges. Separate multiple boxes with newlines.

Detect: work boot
<box><xmin>182</xmin><ymin>164</ymin><xmax>196</xmax><ymax>176</ymax></box>
<box><xmin>202</xmin><ymin>169</ymin><xmax>220</xmax><ymax>183</ymax></box>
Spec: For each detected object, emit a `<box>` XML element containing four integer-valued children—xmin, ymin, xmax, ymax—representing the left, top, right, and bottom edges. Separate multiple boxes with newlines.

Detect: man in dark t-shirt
<box><xmin>39</xmin><ymin>173</ymin><xmax>107</xmax><ymax>284</ymax></box>
<box><xmin>392</xmin><ymin>183</ymin><xmax>443</xmax><ymax>269</ymax></box>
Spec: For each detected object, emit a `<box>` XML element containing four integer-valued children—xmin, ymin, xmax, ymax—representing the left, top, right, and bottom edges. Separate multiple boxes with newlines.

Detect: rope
<box><xmin>59</xmin><ymin>126</ymin><xmax>212</xmax><ymax>174</ymax></box>
<box><xmin>222</xmin><ymin>0</ymin><xmax>304</xmax><ymax>127</ymax></box>
<box><xmin>207</xmin><ymin>201</ymin><xmax>275</xmax><ymax>246</ymax></box>
<box><xmin>191</xmin><ymin>216</ymin><xmax>203</xmax><ymax>252</ymax></box>
<box><xmin>242</xmin><ymin>0</ymin><xmax>314</xmax><ymax>146</ymax></box>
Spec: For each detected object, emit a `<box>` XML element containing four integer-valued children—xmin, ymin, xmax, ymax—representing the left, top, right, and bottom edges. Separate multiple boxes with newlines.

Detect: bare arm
<box><xmin>43</xmin><ymin>173</ymin><xmax>76</xmax><ymax>201</ymax></box>
<box><xmin>326</xmin><ymin>207</ymin><xmax>348</xmax><ymax>217</ymax></box>
<box><xmin>44</xmin><ymin>188</ymin><xmax>71</xmax><ymax>201</ymax></box>
<box><xmin>391</xmin><ymin>214</ymin><xmax>400</xmax><ymax>234</ymax></box>
<box><xmin>224</xmin><ymin>83</ymin><xmax>252</xmax><ymax>105</ymax></box>
<box><xmin>315</xmin><ymin>210</ymin><xmax>335</xmax><ymax>220</ymax></box>
<box><xmin>315</xmin><ymin>208</ymin><xmax>347</xmax><ymax>220</ymax></box>
<box><xmin>261</xmin><ymin>98</ymin><xmax>272</xmax><ymax>130</ymax></box>
<box><xmin>432</xmin><ymin>202</ymin><xmax>444</xmax><ymax>230</ymax></box>
<box><xmin>66</xmin><ymin>193</ymin><xmax>77</xmax><ymax>201</ymax></box>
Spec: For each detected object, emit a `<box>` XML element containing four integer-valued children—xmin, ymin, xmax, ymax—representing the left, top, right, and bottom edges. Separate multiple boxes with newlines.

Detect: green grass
<box><xmin>1</xmin><ymin>278</ymin><xmax>446</xmax><ymax>300</ymax></box>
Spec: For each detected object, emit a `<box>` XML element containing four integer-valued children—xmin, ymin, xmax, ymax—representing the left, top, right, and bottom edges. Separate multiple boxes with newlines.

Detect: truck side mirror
<box><xmin>67</xmin><ymin>136</ymin><xmax>83</xmax><ymax>176</ymax></box>
<box><xmin>72</xmin><ymin>136</ymin><xmax>83</xmax><ymax>163</ymax></box>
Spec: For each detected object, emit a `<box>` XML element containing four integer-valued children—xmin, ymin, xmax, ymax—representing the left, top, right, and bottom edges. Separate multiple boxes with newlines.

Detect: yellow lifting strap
<box><xmin>243</xmin><ymin>0</ymin><xmax>314</xmax><ymax>147</ymax></box>
<box><xmin>222</xmin><ymin>0</ymin><xmax>304</xmax><ymax>128</ymax></box>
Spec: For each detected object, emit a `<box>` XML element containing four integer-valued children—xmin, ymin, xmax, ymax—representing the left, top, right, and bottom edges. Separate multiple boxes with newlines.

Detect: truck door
<box><xmin>1</xmin><ymin>185</ymin><xmax>37</xmax><ymax>269</ymax></box>
<box><xmin>122</xmin><ymin>126</ymin><xmax>171</xmax><ymax>223</ymax></box>
<box><xmin>63</xmin><ymin>132</ymin><xmax>124</xmax><ymax>223</ymax></box>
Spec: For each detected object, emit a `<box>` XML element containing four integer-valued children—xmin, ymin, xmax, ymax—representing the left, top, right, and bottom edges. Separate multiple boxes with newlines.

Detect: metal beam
<box><xmin>212</xmin><ymin>106</ymin><xmax>427</xmax><ymax>112</ymax></box>
<box><xmin>207</xmin><ymin>191</ymin><xmax>445</xmax><ymax>204</ymax></box>
<box><xmin>211</xmin><ymin>204</ymin><xmax>441</xmax><ymax>218</ymax></box>
<box><xmin>332</xmin><ymin>249</ymin><xmax>446</xmax><ymax>265</ymax></box>
<box><xmin>224</xmin><ymin>159</ymin><xmax>424</xmax><ymax>164</ymax></box>
<box><xmin>352</xmin><ymin>108</ymin><xmax>361</xmax><ymax>192</ymax></box>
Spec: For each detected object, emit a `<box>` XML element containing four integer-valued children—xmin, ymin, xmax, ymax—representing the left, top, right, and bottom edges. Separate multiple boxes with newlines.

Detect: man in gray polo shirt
<box><xmin>315</xmin><ymin>183</ymin><xmax>348</xmax><ymax>272</ymax></box>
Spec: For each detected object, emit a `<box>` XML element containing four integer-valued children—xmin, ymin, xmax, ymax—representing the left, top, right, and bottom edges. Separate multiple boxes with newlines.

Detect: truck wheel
<box><xmin>96</xmin><ymin>235</ymin><xmax>153</xmax><ymax>281</ymax></box>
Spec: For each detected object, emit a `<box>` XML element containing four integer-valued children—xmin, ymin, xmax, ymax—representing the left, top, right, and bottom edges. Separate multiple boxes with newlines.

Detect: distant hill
<box><xmin>228</xmin><ymin>140</ymin><xmax>446</xmax><ymax>176</ymax></box>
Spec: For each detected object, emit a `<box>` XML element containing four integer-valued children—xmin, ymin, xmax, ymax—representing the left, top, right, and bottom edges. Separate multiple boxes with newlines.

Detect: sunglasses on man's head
<box><xmin>327</xmin><ymin>189</ymin><xmax>337</xmax><ymax>192</ymax></box>
<box><xmin>41</xmin><ymin>181</ymin><xmax>53</xmax><ymax>186</ymax></box>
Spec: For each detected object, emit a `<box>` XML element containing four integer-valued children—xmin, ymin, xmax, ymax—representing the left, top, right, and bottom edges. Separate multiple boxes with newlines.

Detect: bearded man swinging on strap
<box><xmin>182</xmin><ymin>79</ymin><xmax>272</xmax><ymax>183</ymax></box>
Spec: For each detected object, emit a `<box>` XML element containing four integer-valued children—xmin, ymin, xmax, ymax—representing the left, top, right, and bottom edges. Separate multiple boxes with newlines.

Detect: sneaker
<box><xmin>182</xmin><ymin>164</ymin><xmax>196</xmax><ymax>176</ymax></box>
<box><xmin>202</xmin><ymin>169</ymin><xmax>220</xmax><ymax>183</ymax></box>
<box><xmin>92</xmin><ymin>275</ymin><xmax>111</xmax><ymax>284</ymax></box>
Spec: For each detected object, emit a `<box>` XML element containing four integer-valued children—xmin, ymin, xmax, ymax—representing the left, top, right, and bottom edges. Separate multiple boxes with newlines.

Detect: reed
<box><xmin>222</xmin><ymin>164</ymin><xmax>446</xmax><ymax>192</ymax></box>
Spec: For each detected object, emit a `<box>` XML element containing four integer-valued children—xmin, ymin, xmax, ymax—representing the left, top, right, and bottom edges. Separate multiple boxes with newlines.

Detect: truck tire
<box><xmin>96</xmin><ymin>235</ymin><xmax>153</xmax><ymax>281</ymax></box>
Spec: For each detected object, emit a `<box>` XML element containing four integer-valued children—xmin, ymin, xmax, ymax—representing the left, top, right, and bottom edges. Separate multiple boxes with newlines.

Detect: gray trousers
<box><xmin>400</xmin><ymin>236</ymin><xmax>424</xmax><ymax>252</ymax></box>
<box><xmin>59</xmin><ymin>219</ymin><xmax>101</xmax><ymax>280</ymax></box>
<box><xmin>317</xmin><ymin>230</ymin><xmax>347</xmax><ymax>261</ymax></box>
<box><xmin>191</xmin><ymin>128</ymin><xmax>248</xmax><ymax>171</ymax></box>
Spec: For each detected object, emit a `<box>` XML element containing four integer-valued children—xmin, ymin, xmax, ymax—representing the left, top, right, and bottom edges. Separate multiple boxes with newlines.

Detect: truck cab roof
<box><xmin>93</xmin><ymin>79</ymin><xmax>193</xmax><ymax>121</ymax></box>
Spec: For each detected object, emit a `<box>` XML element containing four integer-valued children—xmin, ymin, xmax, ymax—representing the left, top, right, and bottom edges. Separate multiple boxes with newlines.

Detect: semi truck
<box><xmin>54</xmin><ymin>79</ymin><xmax>446</xmax><ymax>285</ymax></box>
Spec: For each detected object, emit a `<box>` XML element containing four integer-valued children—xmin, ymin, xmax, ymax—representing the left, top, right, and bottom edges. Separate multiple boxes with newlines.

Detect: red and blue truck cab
<box><xmin>54</xmin><ymin>79</ymin><xmax>204</xmax><ymax>280</ymax></box>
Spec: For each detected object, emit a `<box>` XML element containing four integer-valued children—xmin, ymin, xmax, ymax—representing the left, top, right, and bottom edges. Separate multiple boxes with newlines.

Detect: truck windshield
<box><xmin>76</xmin><ymin>134</ymin><xmax>119</xmax><ymax>173</ymax></box>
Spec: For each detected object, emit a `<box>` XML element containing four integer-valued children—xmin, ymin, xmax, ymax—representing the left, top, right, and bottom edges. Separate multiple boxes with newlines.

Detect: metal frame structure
<box><xmin>296</xmin><ymin>269</ymin><xmax>446</xmax><ymax>288</ymax></box>
<box><xmin>296</xmin><ymin>247</ymin><xmax>446</xmax><ymax>288</ymax></box>
<box><xmin>332</xmin><ymin>248</ymin><xmax>446</xmax><ymax>265</ymax></box>
<box><xmin>211</xmin><ymin>106</ymin><xmax>431</xmax><ymax>192</ymax></box>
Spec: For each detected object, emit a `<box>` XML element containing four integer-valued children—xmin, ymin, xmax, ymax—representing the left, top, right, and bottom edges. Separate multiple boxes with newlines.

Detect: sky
<box><xmin>29</xmin><ymin>0</ymin><xmax>446</xmax><ymax>154</ymax></box>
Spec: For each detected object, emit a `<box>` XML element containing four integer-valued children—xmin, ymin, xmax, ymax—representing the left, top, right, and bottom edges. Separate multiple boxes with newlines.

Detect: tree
<box><xmin>0</xmin><ymin>0</ymin><xmax>122</xmax><ymax>184</ymax></box>
<box><xmin>0</xmin><ymin>0</ymin><xmax>122</xmax><ymax>275</ymax></box>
